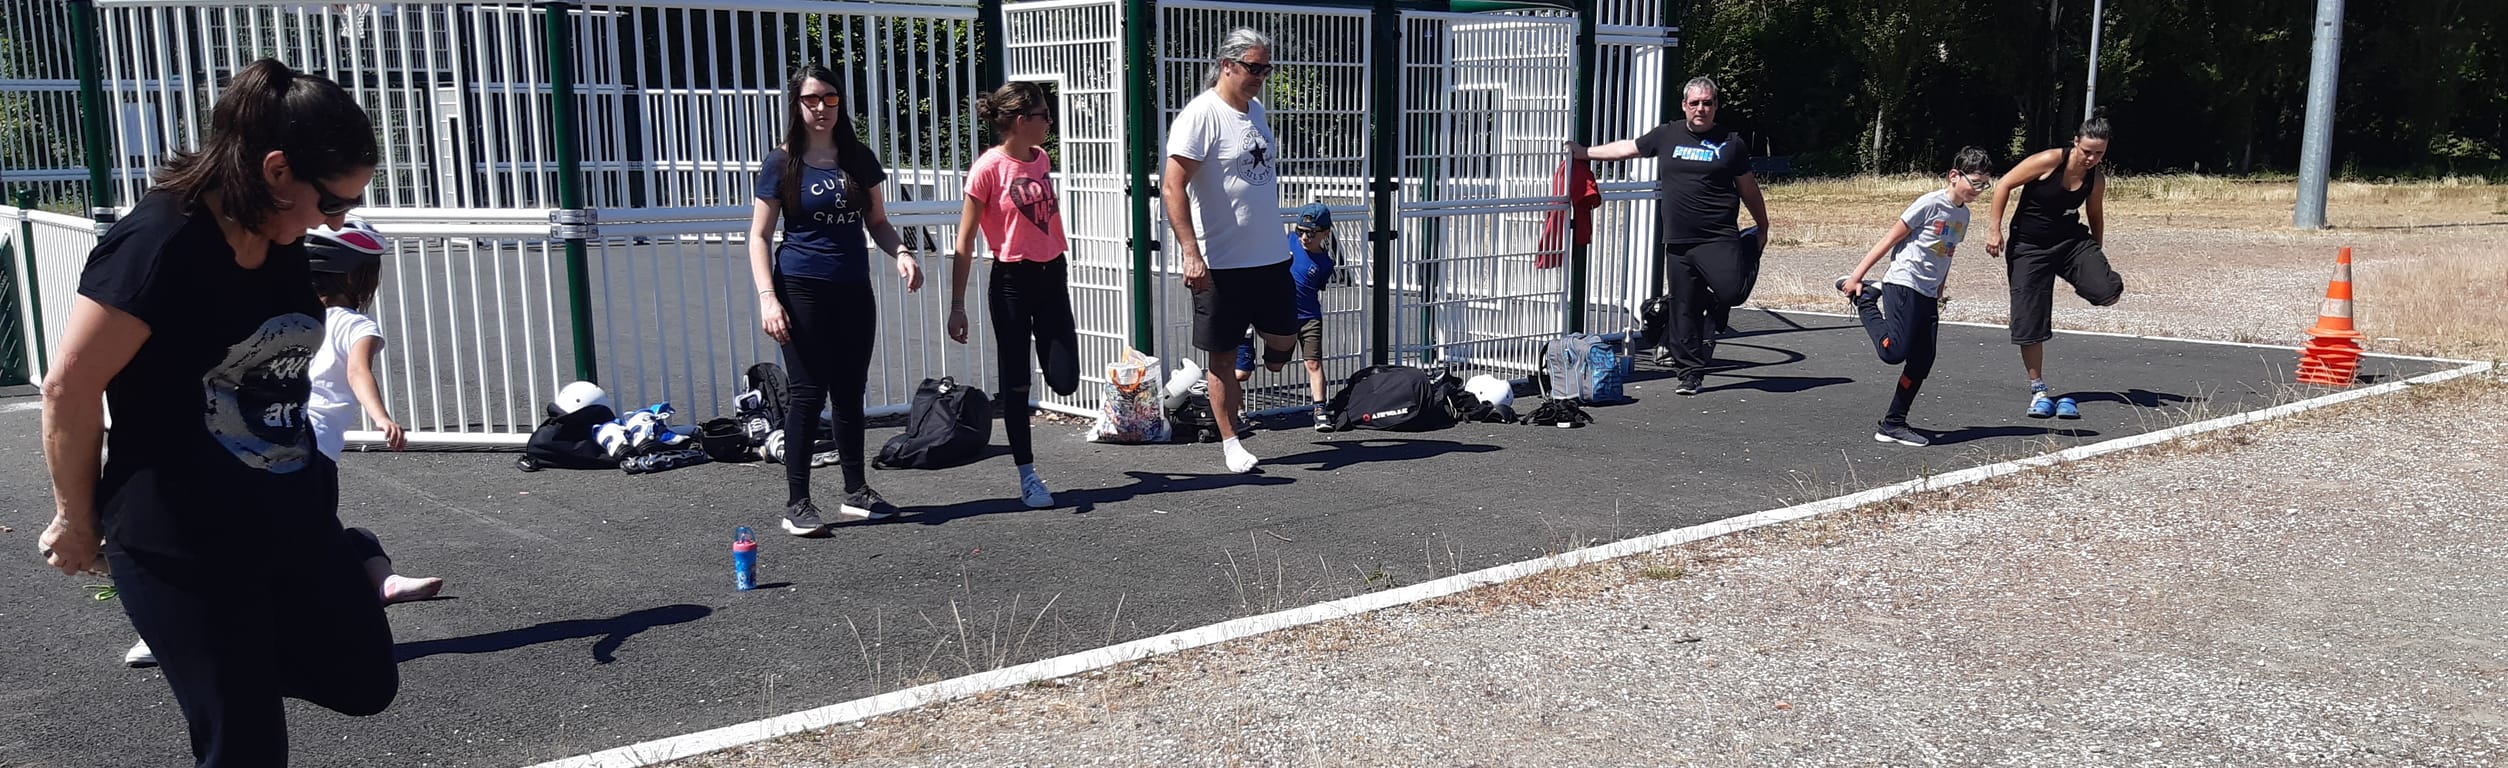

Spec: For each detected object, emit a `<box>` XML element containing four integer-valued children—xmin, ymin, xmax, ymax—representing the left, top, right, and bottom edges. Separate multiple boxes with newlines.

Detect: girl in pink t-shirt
<box><xmin>950</xmin><ymin>81</ymin><xmax>1079</xmax><ymax>510</ymax></box>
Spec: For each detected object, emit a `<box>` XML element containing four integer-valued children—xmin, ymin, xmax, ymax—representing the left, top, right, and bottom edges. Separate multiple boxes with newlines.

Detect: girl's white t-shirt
<box><xmin>307</xmin><ymin>305</ymin><xmax>383</xmax><ymax>460</ymax></box>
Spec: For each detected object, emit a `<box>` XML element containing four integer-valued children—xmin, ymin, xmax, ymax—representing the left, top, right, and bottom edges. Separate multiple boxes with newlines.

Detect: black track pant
<box><xmin>989</xmin><ymin>258</ymin><xmax>1081</xmax><ymax>466</ymax></box>
<box><xmin>1853</xmin><ymin>282</ymin><xmax>1942</xmax><ymax>424</ymax></box>
<box><xmin>110</xmin><ymin>524</ymin><xmax>398</xmax><ymax>767</ymax></box>
<box><xmin>777</xmin><ymin>275</ymin><xmax>877</xmax><ymax>502</ymax></box>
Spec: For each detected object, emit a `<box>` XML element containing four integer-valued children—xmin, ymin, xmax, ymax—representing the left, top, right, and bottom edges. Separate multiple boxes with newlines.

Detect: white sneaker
<box><xmin>125</xmin><ymin>640</ymin><xmax>157</xmax><ymax>668</ymax></box>
<box><xmin>1019</xmin><ymin>468</ymin><xmax>1054</xmax><ymax>509</ymax></box>
<box><xmin>1222</xmin><ymin>438</ymin><xmax>1259</xmax><ymax>474</ymax></box>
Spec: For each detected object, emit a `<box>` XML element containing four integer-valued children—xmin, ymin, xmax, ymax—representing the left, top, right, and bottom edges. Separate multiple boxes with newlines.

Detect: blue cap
<box><xmin>1294</xmin><ymin>203</ymin><xmax>1334</xmax><ymax>231</ymax></box>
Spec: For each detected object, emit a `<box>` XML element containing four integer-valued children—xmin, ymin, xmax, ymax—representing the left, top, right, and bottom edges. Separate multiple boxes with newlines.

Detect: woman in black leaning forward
<box><xmin>38</xmin><ymin>59</ymin><xmax>399</xmax><ymax>767</ymax></box>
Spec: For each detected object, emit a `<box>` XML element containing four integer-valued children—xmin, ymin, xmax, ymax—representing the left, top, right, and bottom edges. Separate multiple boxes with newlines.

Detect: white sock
<box><xmin>1221</xmin><ymin>437</ymin><xmax>1258</xmax><ymax>474</ymax></box>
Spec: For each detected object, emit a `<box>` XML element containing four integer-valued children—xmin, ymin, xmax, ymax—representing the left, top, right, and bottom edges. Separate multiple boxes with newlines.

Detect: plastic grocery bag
<box><xmin>1087</xmin><ymin>348</ymin><xmax>1172</xmax><ymax>444</ymax></box>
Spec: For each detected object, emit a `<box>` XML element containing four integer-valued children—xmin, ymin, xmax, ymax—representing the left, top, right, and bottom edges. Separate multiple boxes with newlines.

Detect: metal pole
<box><xmin>68</xmin><ymin>0</ymin><xmax>117</xmax><ymax>224</ymax></box>
<box><xmin>2294</xmin><ymin>0</ymin><xmax>2344</xmax><ymax>230</ymax></box>
<box><xmin>1367</xmin><ymin>0</ymin><xmax>1399</xmax><ymax>365</ymax></box>
<box><xmin>542</xmin><ymin>1</ymin><xmax>600</xmax><ymax>382</ymax></box>
<box><xmin>978</xmin><ymin>0</ymin><xmax>1007</xmax><ymax>95</ymax></box>
<box><xmin>2082</xmin><ymin>0</ymin><xmax>2102</xmax><ymax>122</ymax></box>
<box><xmin>1565</xmin><ymin>0</ymin><xmax>1596</xmax><ymax>334</ymax></box>
<box><xmin>1121</xmin><ymin>0</ymin><xmax>1156</xmax><ymax>352</ymax></box>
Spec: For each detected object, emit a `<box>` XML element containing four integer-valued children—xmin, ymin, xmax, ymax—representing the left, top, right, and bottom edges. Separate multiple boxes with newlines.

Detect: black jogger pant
<box><xmin>1853</xmin><ymin>282</ymin><xmax>1942</xmax><ymax>425</ymax></box>
<box><xmin>776</xmin><ymin>275</ymin><xmax>878</xmax><ymax>502</ymax></box>
<box><xmin>1661</xmin><ymin>238</ymin><xmax>1751</xmax><ymax>377</ymax></box>
<box><xmin>988</xmin><ymin>258</ymin><xmax>1081</xmax><ymax>466</ymax></box>
<box><xmin>110</xmin><ymin>524</ymin><xmax>398</xmax><ymax>767</ymax></box>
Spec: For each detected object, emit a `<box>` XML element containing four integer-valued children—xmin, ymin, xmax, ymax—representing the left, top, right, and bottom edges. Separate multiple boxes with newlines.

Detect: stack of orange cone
<box><xmin>2296</xmin><ymin>246</ymin><xmax>2365</xmax><ymax>386</ymax></box>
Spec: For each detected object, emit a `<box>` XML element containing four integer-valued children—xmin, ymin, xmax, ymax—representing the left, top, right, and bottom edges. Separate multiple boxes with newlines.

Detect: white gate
<box><xmin>1393</xmin><ymin>10</ymin><xmax>1574</xmax><ymax>377</ymax></box>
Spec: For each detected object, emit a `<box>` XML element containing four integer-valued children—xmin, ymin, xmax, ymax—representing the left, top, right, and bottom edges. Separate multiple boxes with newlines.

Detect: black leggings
<box><xmin>110</xmin><ymin>525</ymin><xmax>398</xmax><ymax>767</ymax></box>
<box><xmin>776</xmin><ymin>275</ymin><xmax>877</xmax><ymax>503</ymax></box>
<box><xmin>1853</xmin><ymin>282</ymin><xmax>1942</xmax><ymax>424</ymax></box>
<box><xmin>989</xmin><ymin>258</ymin><xmax>1081</xmax><ymax>466</ymax></box>
<box><xmin>1661</xmin><ymin>238</ymin><xmax>1752</xmax><ymax>376</ymax></box>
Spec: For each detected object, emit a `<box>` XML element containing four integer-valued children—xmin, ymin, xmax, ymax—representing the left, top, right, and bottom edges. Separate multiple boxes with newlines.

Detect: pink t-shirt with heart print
<box><xmin>965</xmin><ymin>146</ymin><xmax>1067</xmax><ymax>263</ymax></box>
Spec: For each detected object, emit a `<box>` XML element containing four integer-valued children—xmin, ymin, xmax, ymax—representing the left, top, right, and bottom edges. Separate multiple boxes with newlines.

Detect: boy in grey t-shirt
<box><xmin>1836</xmin><ymin>146</ymin><xmax>1995</xmax><ymax>447</ymax></box>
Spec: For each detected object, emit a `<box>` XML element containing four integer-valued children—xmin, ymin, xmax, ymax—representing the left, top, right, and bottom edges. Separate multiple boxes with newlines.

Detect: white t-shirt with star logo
<box><xmin>1165</xmin><ymin>90</ymin><xmax>1286</xmax><ymax>270</ymax></box>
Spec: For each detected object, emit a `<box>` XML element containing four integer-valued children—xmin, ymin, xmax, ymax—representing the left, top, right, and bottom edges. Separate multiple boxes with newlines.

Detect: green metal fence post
<box><xmin>1121</xmin><ymin>0</ymin><xmax>1156</xmax><ymax>353</ymax></box>
<box><xmin>1366</xmin><ymin>0</ymin><xmax>1399</xmax><ymax>366</ymax></box>
<box><xmin>541</xmin><ymin>1</ymin><xmax>599</xmax><ymax>384</ymax></box>
<box><xmin>979</xmin><ymin>0</ymin><xmax>1008</xmax><ymax>94</ymax></box>
<box><xmin>1567</xmin><ymin>0</ymin><xmax>1597</xmax><ymax>334</ymax></box>
<box><xmin>69</xmin><ymin>0</ymin><xmax>116</xmax><ymax>224</ymax></box>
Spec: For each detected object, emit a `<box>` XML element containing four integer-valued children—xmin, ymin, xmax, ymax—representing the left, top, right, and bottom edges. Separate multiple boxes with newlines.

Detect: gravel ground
<box><xmin>680</xmin><ymin>371</ymin><xmax>2506</xmax><ymax>767</ymax></box>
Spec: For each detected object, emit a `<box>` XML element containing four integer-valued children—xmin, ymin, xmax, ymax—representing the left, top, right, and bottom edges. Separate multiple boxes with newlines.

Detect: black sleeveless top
<box><xmin>2011</xmin><ymin>146</ymin><xmax>2098</xmax><ymax>244</ymax></box>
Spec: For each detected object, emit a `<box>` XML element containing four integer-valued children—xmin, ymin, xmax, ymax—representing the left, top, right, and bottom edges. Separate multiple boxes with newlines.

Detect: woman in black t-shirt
<box><xmin>746</xmin><ymin>64</ymin><xmax>925</xmax><ymax>535</ymax></box>
<box><xmin>37</xmin><ymin>59</ymin><xmax>397</xmax><ymax>766</ymax></box>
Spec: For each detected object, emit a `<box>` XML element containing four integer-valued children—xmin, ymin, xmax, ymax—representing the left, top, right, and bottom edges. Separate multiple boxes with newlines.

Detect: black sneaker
<box><xmin>1836</xmin><ymin>277</ymin><xmax>1880</xmax><ymax>311</ymax></box>
<box><xmin>782</xmin><ymin>499</ymin><xmax>832</xmax><ymax>537</ymax></box>
<box><xmin>1872</xmin><ymin>421</ymin><xmax>1931</xmax><ymax>447</ymax></box>
<box><xmin>1674</xmin><ymin>372</ymin><xmax>1704</xmax><ymax>396</ymax></box>
<box><xmin>837</xmin><ymin>487</ymin><xmax>900</xmax><ymax>521</ymax></box>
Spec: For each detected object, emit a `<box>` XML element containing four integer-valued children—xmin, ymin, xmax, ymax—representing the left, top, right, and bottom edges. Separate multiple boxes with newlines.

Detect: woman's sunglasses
<box><xmin>315</xmin><ymin>185</ymin><xmax>363</xmax><ymax>216</ymax></box>
<box><xmin>794</xmin><ymin>93</ymin><xmax>840</xmax><ymax>108</ymax></box>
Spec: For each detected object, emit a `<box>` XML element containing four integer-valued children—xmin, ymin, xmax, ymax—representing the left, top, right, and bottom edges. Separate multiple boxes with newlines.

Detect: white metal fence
<box><xmin>1</xmin><ymin>0</ymin><xmax>104</xmax><ymax>211</ymax></box>
<box><xmin>1152</xmin><ymin>2</ymin><xmax>1376</xmax><ymax>410</ymax></box>
<box><xmin>1001</xmin><ymin>0</ymin><xmax>1130</xmax><ymax>415</ymax></box>
<box><xmin>1392</xmin><ymin>10</ymin><xmax>1574</xmax><ymax>378</ymax></box>
<box><xmin>10</xmin><ymin>0</ymin><xmax>1678</xmax><ymax>439</ymax></box>
<box><xmin>2</xmin><ymin>203</ymin><xmax>102</xmax><ymax>384</ymax></box>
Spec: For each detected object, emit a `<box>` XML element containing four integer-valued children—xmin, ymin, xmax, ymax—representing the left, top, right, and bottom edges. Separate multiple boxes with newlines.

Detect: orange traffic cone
<box><xmin>2296</xmin><ymin>247</ymin><xmax>2365</xmax><ymax>386</ymax></box>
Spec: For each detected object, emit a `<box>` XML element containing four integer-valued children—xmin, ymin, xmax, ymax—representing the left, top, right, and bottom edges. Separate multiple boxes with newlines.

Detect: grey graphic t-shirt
<box><xmin>1881</xmin><ymin>188</ymin><xmax>1970</xmax><ymax>298</ymax></box>
<box><xmin>79</xmin><ymin>192</ymin><xmax>339</xmax><ymax>560</ymax></box>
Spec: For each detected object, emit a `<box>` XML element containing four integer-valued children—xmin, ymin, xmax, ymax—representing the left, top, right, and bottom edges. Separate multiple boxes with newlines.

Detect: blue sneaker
<box><xmin>2054</xmin><ymin>397</ymin><xmax>2081</xmax><ymax>420</ymax></box>
<box><xmin>2026</xmin><ymin>394</ymin><xmax>2057</xmax><ymax>419</ymax></box>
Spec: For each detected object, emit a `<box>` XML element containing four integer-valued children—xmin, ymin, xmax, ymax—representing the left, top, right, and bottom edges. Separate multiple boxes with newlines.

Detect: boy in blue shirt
<box><xmin>1235</xmin><ymin>203</ymin><xmax>1340</xmax><ymax>431</ymax></box>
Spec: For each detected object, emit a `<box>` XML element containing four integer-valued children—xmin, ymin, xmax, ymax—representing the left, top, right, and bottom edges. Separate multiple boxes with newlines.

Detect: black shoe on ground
<box><xmin>782</xmin><ymin>499</ymin><xmax>832</xmax><ymax>536</ymax></box>
<box><xmin>838</xmin><ymin>487</ymin><xmax>900</xmax><ymax>520</ymax></box>
<box><xmin>1674</xmin><ymin>372</ymin><xmax>1705</xmax><ymax>396</ymax></box>
<box><xmin>1872</xmin><ymin>421</ymin><xmax>1931</xmax><ymax>447</ymax></box>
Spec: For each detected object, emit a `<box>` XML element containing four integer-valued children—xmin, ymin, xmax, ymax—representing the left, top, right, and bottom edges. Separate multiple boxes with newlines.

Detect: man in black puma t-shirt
<box><xmin>1570</xmin><ymin>76</ymin><xmax>1772</xmax><ymax>396</ymax></box>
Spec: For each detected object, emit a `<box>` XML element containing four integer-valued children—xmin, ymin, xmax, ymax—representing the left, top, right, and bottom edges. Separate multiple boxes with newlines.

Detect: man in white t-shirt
<box><xmin>1164</xmin><ymin>27</ymin><xmax>1298</xmax><ymax>474</ymax></box>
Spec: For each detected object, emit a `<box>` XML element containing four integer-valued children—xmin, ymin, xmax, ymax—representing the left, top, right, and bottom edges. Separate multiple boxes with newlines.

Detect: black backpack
<box><xmin>1328</xmin><ymin>365</ymin><xmax>1458</xmax><ymax>432</ymax></box>
<box><xmin>873</xmin><ymin>377</ymin><xmax>993</xmax><ymax>470</ymax></box>
<box><xmin>1169</xmin><ymin>392</ymin><xmax>1224</xmax><ymax>443</ymax></box>
<box><xmin>517</xmin><ymin>403</ymin><xmax>619</xmax><ymax>471</ymax></box>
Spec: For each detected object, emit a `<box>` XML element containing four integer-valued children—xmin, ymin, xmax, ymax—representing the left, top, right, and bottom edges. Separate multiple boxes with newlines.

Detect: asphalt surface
<box><xmin>0</xmin><ymin>309</ymin><xmax>2454</xmax><ymax>767</ymax></box>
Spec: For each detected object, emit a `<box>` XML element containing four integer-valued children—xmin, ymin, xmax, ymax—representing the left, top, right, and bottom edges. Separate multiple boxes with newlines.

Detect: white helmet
<box><xmin>553</xmin><ymin>380</ymin><xmax>612</xmax><ymax>415</ymax></box>
<box><xmin>1465</xmin><ymin>374</ymin><xmax>1515</xmax><ymax>409</ymax></box>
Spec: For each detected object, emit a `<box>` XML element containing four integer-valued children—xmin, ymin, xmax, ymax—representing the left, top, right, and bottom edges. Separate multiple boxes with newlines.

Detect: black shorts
<box><xmin>1192</xmin><ymin>263</ymin><xmax>1300</xmax><ymax>352</ymax></box>
<box><xmin>2005</xmin><ymin>238</ymin><xmax>2125</xmax><ymax>346</ymax></box>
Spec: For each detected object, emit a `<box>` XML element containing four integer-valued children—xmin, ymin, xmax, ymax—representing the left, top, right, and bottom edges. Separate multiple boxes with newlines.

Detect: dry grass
<box><xmin>1750</xmin><ymin>174</ymin><xmax>2508</xmax><ymax>360</ymax></box>
<box><xmin>1763</xmin><ymin>173</ymin><xmax>2507</xmax><ymax>240</ymax></box>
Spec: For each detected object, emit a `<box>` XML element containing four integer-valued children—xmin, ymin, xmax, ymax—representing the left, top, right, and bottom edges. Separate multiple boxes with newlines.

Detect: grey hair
<box><xmin>1682</xmin><ymin>76</ymin><xmax>1721</xmax><ymax>102</ymax></box>
<box><xmin>1203</xmin><ymin>27</ymin><xmax>1274</xmax><ymax>90</ymax></box>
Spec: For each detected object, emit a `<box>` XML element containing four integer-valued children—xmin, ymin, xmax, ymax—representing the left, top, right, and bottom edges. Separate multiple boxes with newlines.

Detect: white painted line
<box><xmin>525</xmin><ymin>357</ymin><xmax>2495</xmax><ymax>768</ymax></box>
<box><xmin>2</xmin><ymin>401</ymin><xmax>39</xmax><ymax>414</ymax></box>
